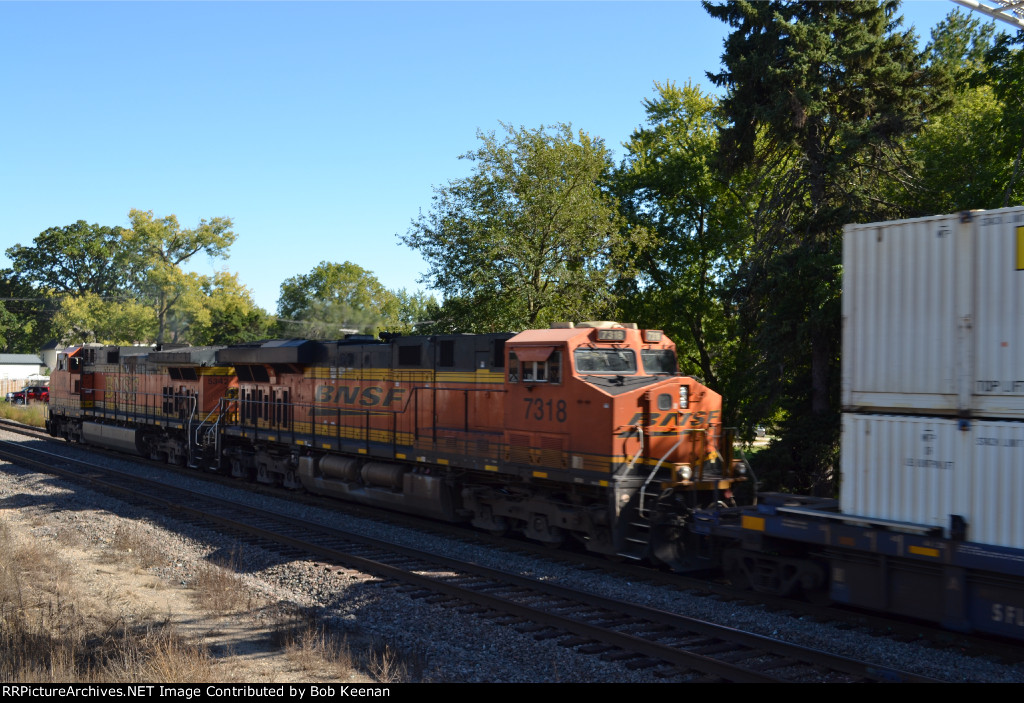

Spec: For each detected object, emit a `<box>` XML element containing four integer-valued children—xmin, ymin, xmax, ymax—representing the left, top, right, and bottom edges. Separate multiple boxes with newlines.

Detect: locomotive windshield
<box><xmin>574</xmin><ymin>348</ymin><xmax>636</xmax><ymax>374</ymax></box>
<box><xmin>641</xmin><ymin>349</ymin><xmax>677</xmax><ymax>375</ymax></box>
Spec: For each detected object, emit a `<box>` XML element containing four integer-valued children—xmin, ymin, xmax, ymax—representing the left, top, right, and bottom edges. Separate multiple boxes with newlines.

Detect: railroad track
<box><xmin>0</xmin><ymin>436</ymin><xmax>938</xmax><ymax>682</ymax></box>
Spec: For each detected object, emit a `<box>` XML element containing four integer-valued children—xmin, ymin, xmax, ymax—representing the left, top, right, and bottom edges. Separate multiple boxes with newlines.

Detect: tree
<box><xmin>50</xmin><ymin>292</ymin><xmax>155</xmax><ymax>346</ymax></box>
<box><xmin>0</xmin><ymin>299</ymin><xmax>21</xmax><ymax>353</ymax></box>
<box><xmin>191</xmin><ymin>271</ymin><xmax>273</xmax><ymax>346</ymax></box>
<box><xmin>0</xmin><ymin>269</ymin><xmax>57</xmax><ymax>354</ymax></box>
<box><xmin>276</xmin><ymin>261</ymin><xmax>399</xmax><ymax>338</ymax></box>
<box><xmin>393</xmin><ymin>288</ymin><xmax>440</xmax><ymax>334</ymax></box>
<box><xmin>400</xmin><ymin>123</ymin><xmax>646</xmax><ymax>332</ymax></box>
<box><xmin>615</xmin><ymin>81</ymin><xmax>748</xmax><ymax>393</ymax></box>
<box><xmin>5</xmin><ymin>221</ymin><xmax>138</xmax><ymax>297</ymax></box>
<box><xmin>984</xmin><ymin>31</ymin><xmax>1024</xmax><ymax>206</ymax></box>
<box><xmin>125</xmin><ymin>209</ymin><xmax>236</xmax><ymax>344</ymax></box>
<box><xmin>905</xmin><ymin>10</ymin><xmax>1013</xmax><ymax>213</ymax></box>
<box><xmin>705</xmin><ymin>0</ymin><xmax>939</xmax><ymax>492</ymax></box>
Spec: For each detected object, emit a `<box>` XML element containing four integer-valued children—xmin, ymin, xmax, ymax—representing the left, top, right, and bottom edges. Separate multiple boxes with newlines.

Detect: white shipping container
<box><xmin>840</xmin><ymin>413</ymin><xmax>1024</xmax><ymax>549</ymax></box>
<box><xmin>842</xmin><ymin>206</ymin><xmax>1024</xmax><ymax>419</ymax></box>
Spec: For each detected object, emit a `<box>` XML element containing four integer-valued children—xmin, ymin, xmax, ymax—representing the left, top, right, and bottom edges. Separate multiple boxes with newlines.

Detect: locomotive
<box><xmin>46</xmin><ymin>322</ymin><xmax>746</xmax><ymax>567</ymax></box>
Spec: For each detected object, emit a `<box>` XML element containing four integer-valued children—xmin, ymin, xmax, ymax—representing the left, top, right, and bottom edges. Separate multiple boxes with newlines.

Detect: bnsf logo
<box><xmin>624</xmin><ymin>410</ymin><xmax>720</xmax><ymax>428</ymax></box>
<box><xmin>315</xmin><ymin>385</ymin><xmax>406</xmax><ymax>407</ymax></box>
<box><xmin>105</xmin><ymin>376</ymin><xmax>139</xmax><ymax>393</ymax></box>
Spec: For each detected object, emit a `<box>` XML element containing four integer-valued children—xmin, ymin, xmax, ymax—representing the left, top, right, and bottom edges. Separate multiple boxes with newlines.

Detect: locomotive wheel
<box><xmin>524</xmin><ymin>514</ymin><xmax>565</xmax><ymax>547</ymax></box>
<box><xmin>282</xmin><ymin>469</ymin><xmax>301</xmax><ymax>490</ymax></box>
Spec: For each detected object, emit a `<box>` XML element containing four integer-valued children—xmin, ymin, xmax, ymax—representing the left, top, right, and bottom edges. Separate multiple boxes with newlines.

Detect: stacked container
<box><xmin>841</xmin><ymin>207</ymin><xmax>1024</xmax><ymax>548</ymax></box>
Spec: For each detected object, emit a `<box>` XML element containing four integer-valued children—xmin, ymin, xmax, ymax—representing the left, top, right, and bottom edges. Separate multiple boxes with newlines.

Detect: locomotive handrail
<box><xmin>191</xmin><ymin>405</ymin><xmax>221</xmax><ymax>447</ymax></box>
<box><xmin>619</xmin><ymin>426</ymin><xmax>644</xmax><ymax>477</ymax></box>
<box><xmin>732</xmin><ymin>443</ymin><xmax>758</xmax><ymax>502</ymax></box>
<box><xmin>184</xmin><ymin>393</ymin><xmax>198</xmax><ymax>466</ymax></box>
<box><xmin>638</xmin><ymin>428</ymin><xmax>707</xmax><ymax>519</ymax></box>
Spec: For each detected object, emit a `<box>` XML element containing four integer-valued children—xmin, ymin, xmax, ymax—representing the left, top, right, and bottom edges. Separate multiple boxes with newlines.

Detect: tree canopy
<box><xmin>277</xmin><ymin>261</ymin><xmax>401</xmax><ymax>338</ymax></box>
<box><xmin>401</xmin><ymin>122</ymin><xmax>646</xmax><ymax>332</ymax></box>
<box><xmin>124</xmin><ymin>209</ymin><xmax>237</xmax><ymax>344</ymax></box>
<box><xmin>5</xmin><ymin>221</ymin><xmax>137</xmax><ymax>297</ymax></box>
<box><xmin>615</xmin><ymin>81</ymin><xmax>747</xmax><ymax>393</ymax></box>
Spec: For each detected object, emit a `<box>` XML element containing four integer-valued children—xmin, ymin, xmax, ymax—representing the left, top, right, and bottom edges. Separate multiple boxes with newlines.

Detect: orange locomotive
<box><xmin>47</xmin><ymin>322</ymin><xmax>744</xmax><ymax>567</ymax></box>
<box><xmin>47</xmin><ymin>345</ymin><xmax>234</xmax><ymax>464</ymax></box>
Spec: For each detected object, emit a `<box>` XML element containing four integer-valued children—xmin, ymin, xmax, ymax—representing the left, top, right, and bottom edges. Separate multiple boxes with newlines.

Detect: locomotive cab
<box><xmin>487</xmin><ymin>322</ymin><xmax>744</xmax><ymax>567</ymax></box>
<box><xmin>47</xmin><ymin>347</ymin><xmax>85</xmax><ymax>442</ymax></box>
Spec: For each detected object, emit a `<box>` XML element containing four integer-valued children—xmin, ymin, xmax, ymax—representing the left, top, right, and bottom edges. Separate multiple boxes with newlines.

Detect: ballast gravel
<box><xmin>2</xmin><ymin>427</ymin><xmax>1023</xmax><ymax>683</ymax></box>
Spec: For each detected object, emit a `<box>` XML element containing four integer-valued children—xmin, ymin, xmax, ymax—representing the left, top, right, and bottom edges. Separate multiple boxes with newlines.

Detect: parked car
<box><xmin>6</xmin><ymin>385</ymin><xmax>48</xmax><ymax>404</ymax></box>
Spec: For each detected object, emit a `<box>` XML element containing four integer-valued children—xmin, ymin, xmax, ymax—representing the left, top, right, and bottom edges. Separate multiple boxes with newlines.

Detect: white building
<box><xmin>0</xmin><ymin>353</ymin><xmax>46</xmax><ymax>379</ymax></box>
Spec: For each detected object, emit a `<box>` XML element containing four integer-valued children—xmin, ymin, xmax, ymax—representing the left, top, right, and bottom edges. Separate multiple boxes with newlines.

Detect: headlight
<box><xmin>676</xmin><ymin>463</ymin><xmax>692</xmax><ymax>481</ymax></box>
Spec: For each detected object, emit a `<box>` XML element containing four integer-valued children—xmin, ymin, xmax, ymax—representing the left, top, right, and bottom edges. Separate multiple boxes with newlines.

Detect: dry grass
<box><xmin>100</xmin><ymin>622</ymin><xmax>218</xmax><ymax>683</ymax></box>
<box><xmin>0</xmin><ymin>517</ymin><xmax>217</xmax><ymax>683</ymax></box>
<box><xmin>106</xmin><ymin>524</ymin><xmax>166</xmax><ymax>569</ymax></box>
<box><xmin>0</xmin><ymin>402</ymin><xmax>47</xmax><ymax>428</ymax></box>
<box><xmin>366</xmin><ymin>644</ymin><xmax>408</xmax><ymax>683</ymax></box>
<box><xmin>190</xmin><ymin>550</ymin><xmax>251</xmax><ymax>614</ymax></box>
<box><xmin>272</xmin><ymin>616</ymin><xmax>405</xmax><ymax>683</ymax></box>
<box><xmin>275</xmin><ymin>618</ymin><xmax>358</xmax><ymax>677</ymax></box>
<box><xmin>2</xmin><ymin>513</ymin><xmax>411</xmax><ymax>683</ymax></box>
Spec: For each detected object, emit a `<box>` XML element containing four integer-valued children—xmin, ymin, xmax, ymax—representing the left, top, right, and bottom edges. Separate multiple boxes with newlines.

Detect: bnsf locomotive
<box><xmin>46</xmin><ymin>322</ymin><xmax>745</xmax><ymax>567</ymax></box>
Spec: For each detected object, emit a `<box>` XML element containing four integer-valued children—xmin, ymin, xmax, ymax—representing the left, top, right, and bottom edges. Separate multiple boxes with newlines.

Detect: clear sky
<box><xmin>0</xmin><ymin>1</ymin><xmax>964</xmax><ymax>315</ymax></box>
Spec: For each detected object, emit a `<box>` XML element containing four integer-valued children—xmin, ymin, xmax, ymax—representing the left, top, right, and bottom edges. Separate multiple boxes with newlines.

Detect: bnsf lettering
<box><xmin>104</xmin><ymin>376</ymin><xmax>139</xmax><ymax>393</ymax></box>
<box><xmin>316</xmin><ymin>385</ymin><xmax>405</xmax><ymax>407</ymax></box>
<box><xmin>624</xmin><ymin>410</ymin><xmax>720</xmax><ymax>427</ymax></box>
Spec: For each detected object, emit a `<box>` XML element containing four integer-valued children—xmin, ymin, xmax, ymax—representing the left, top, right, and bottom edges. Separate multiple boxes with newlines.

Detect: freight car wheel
<box><xmin>649</xmin><ymin>522</ymin><xmax>689</xmax><ymax>572</ymax></box>
<box><xmin>722</xmin><ymin>550</ymin><xmax>751</xmax><ymax>590</ymax></box>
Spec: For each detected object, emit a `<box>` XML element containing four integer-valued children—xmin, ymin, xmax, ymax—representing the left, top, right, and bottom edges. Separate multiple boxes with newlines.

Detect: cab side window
<box><xmin>508</xmin><ymin>351</ymin><xmax>561</xmax><ymax>384</ymax></box>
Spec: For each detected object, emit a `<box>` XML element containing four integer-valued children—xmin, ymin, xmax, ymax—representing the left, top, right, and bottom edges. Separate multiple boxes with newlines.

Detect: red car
<box><xmin>6</xmin><ymin>385</ymin><xmax>48</xmax><ymax>404</ymax></box>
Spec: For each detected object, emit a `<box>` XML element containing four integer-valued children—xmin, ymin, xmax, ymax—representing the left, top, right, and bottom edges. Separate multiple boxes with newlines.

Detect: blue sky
<box><xmin>0</xmin><ymin>1</ymin><xmax>962</xmax><ymax>315</ymax></box>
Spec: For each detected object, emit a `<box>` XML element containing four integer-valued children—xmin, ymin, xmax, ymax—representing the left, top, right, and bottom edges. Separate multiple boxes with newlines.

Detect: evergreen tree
<box><xmin>704</xmin><ymin>0</ymin><xmax>939</xmax><ymax>492</ymax></box>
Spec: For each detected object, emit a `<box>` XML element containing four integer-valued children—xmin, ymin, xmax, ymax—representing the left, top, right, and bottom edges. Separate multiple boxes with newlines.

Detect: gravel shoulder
<box><xmin>0</xmin><ymin>465</ymin><xmax>381</xmax><ymax>684</ymax></box>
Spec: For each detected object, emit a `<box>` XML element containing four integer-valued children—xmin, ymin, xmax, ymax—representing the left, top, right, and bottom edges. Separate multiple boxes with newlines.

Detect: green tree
<box><xmin>0</xmin><ymin>299</ymin><xmax>21</xmax><ymax>352</ymax></box>
<box><xmin>192</xmin><ymin>271</ymin><xmax>273</xmax><ymax>346</ymax></box>
<box><xmin>2</xmin><ymin>220</ymin><xmax>141</xmax><ymax>353</ymax></box>
<box><xmin>616</xmin><ymin>81</ymin><xmax>748</xmax><ymax>393</ymax></box>
<box><xmin>0</xmin><ymin>269</ymin><xmax>57</xmax><ymax>354</ymax></box>
<box><xmin>401</xmin><ymin>123</ymin><xmax>646</xmax><ymax>332</ymax></box>
<box><xmin>277</xmin><ymin>261</ymin><xmax>399</xmax><ymax>338</ymax></box>
<box><xmin>393</xmin><ymin>288</ymin><xmax>440</xmax><ymax>334</ymax></box>
<box><xmin>984</xmin><ymin>32</ymin><xmax>1024</xmax><ymax>206</ymax></box>
<box><xmin>50</xmin><ymin>292</ymin><xmax>155</xmax><ymax>346</ymax></box>
<box><xmin>5</xmin><ymin>221</ymin><xmax>138</xmax><ymax>297</ymax></box>
<box><xmin>905</xmin><ymin>10</ymin><xmax>1012</xmax><ymax>213</ymax></box>
<box><xmin>705</xmin><ymin>0</ymin><xmax>938</xmax><ymax>492</ymax></box>
<box><xmin>125</xmin><ymin>209</ymin><xmax>236</xmax><ymax>344</ymax></box>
